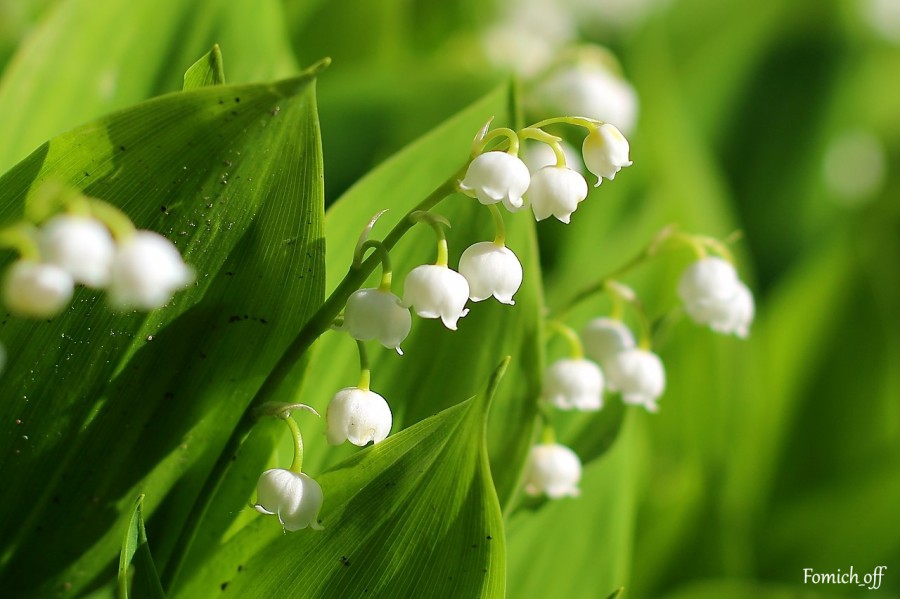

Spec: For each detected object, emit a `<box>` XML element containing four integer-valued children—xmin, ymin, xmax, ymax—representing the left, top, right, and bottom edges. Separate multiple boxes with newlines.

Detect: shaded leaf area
<box><xmin>0</xmin><ymin>0</ymin><xmax>297</xmax><ymax>172</ymax></box>
<box><xmin>297</xmin><ymin>83</ymin><xmax>542</xmax><ymax>511</ymax></box>
<box><xmin>506</xmin><ymin>413</ymin><xmax>640</xmax><ymax>598</ymax></box>
<box><xmin>176</xmin><ymin>361</ymin><xmax>509</xmax><ymax>598</ymax></box>
<box><xmin>183</xmin><ymin>45</ymin><xmax>226</xmax><ymax>90</ymax></box>
<box><xmin>119</xmin><ymin>495</ymin><xmax>166</xmax><ymax>599</ymax></box>
<box><xmin>0</xmin><ymin>70</ymin><xmax>325</xmax><ymax>596</ymax></box>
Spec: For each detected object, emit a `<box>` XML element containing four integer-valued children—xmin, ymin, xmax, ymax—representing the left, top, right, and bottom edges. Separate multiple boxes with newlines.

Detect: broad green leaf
<box><xmin>119</xmin><ymin>495</ymin><xmax>166</xmax><ymax>599</ymax></box>
<box><xmin>0</xmin><ymin>65</ymin><xmax>326</xmax><ymax>596</ymax></box>
<box><xmin>176</xmin><ymin>359</ymin><xmax>510</xmax><ymax>598</ymax></box>
<box><xmin>0</xmin><ymin>0</ymin><xmax>297</xmax><ymax>172</ymax></box>
<box><xmin>183</xmin><ymin>45</ymin><xmax>226</xmax><ymax>90</ymax></box>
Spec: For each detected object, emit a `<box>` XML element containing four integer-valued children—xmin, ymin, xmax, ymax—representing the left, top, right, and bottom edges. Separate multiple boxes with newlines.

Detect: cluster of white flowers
<box><xmin>2</xmin><ymin>211</ymin><xmax>193</xmax><ymax>319</ymax></box>
<box><xmin>678</xmin><ymin>257</ymin><xmax>754</xmax><ymax>338</ymax></box>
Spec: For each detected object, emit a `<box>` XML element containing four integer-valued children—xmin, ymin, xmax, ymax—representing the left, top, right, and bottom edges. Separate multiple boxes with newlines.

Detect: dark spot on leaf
<box><xmin>164</xmin><ymin>391</ymin><xmax>175</xmax><ymax>400</ymax></box>
<box><xmin>234</xmin><ymin>97</ymin><xmax>241</xmax><ymax>103</ymax></box>
<box><xmin>237</xmin><ymin>565</ymin><xmax>243</xmax><ymax>572</ymax></box>
<box><xmin>471</xmin><ymin>544</ymin><xmax>478</xmax><ymax>548</ymax></box>
<box><xmin>119</xmin><ymin>145</ymin><xmax>126</xmax><ymax>151</ymax></box>
<box><xmin>160</xmin><ymin>206</ymin><xmax>169</xmax><ymax>214</ymax></box>
<box><xmin>339</xmin><ymin>556</ymin><xmax>351</xmax><ymax>567</ymax></box>
<box><xmin>220</xmin><ymin>581</ymin><xmax>229</xmax><ymax>590</ymax></box>
<box><xmin>230</xmin><ymin>111</ymin><xmax>238</xmax><ymax>117</ymax></box>
<box><xmin>486</xmin><ymin>535</ymin><xmax>493</xmax><ymax>540</ymax></box>
<box><xmin>225</xmin><ymin>271</ymin><xmax>234</xmax><ymax>277</ymax></box>
<box><xmin>84</xmin><ymin>172</ymin><xmax>91</xmax><ymax>177</ymax></box>
<box><xmin>52</xmin><ymin>495</ymin><xmax>61</xmax><ymax>505</ymax></box>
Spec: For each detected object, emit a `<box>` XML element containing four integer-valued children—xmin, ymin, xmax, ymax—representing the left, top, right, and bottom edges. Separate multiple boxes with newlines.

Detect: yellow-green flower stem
<box><xmin>476</xmin><ymin>127</ymin><xmax>520</xmax><ymax>156</ymax></box>
<box><xmin>85</xmin><ymin>198</ymin><xmax>137</xmax><ymax>242</ymax></box>
<box><xmin>528</xmin><ymin>116</ymin><xmax>603</xmax><ymax>132</ymax></box>
<box><xmin>488</xmin><ymin>204</ymin><xmax>506</xmax><ymax>247</ymax></box>
<box><xmin>162</xmin><ymin>171</ymin><xmax>464</xmax><ymax>591</ymax></box>
<box><xmin>284</xmin><ymin>415</ymin><xmax>305</xmax><ymax>474</ymax></box>
<box><xmin>357</xmin><ymin>239</ymin><xmax>393</xmax><ymax>292</ymax></box>
<box><xmin>546</xmin><ymin>320</ymin><xmax>585</xmax><ymax>360</ymax></box>
<box><xmin>410</xmin><ymin>210</ymin><xmax>451</xmax><ymax>267</ymax></box>
<box><xmin>357</xmin><ymin>339</ymin><xmax>371</xmax><ymax>391</ymax></box>
<box><xmin>539</xmin><ymin>420</ymin><xmax>557</xmax><ymax>445</ymax></box>
<box><xmin>518</xmin><ymin>127</ymin><xmax>567</xmax><ymax>168</ymax></box>
<box><xmin>0</xmin><ymin>223</ymin><xmax>41</xmax><ymax>261</ymax></box>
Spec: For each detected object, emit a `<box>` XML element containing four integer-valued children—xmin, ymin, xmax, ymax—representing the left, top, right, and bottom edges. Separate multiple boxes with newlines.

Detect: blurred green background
<box><xmin>1</xmin><ymin>0</ymin><xmax>898</xmax><ymax>597</ymax></box>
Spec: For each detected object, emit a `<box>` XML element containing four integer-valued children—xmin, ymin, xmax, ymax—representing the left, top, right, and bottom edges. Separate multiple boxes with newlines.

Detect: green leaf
<box><xmin>0</xmin><ymin>65</ymin><xmax>326</xmax><ymax>595</ymax></box>
<box><xmin>176</xmin><ymin>359</ymin><xmax>510</xmax><ymax>598</ymax></box>
<box><xmin>183</xmin><ymin>44</ymin><xmax>226</xmax><ymax>90</ymax></box>
<box><xmin>119</xmin><ymin>495</ymin><xmax>166</xmax><ymax>599</ymax></box>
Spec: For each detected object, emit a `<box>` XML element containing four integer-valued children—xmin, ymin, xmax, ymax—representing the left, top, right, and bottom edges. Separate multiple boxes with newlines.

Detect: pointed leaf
<box><xmin>119</xmin><ymin>495</ymin><xmax>166</xmax><ymax>599</ymax></box>
<box><xmin>183</xmin><ymin>44</ymin><xmax>226</xmax><ymax>90</ymax></box>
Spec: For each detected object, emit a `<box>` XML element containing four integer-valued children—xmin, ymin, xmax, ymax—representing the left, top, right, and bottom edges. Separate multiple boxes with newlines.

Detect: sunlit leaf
<box><xmin>118</xmin><ymin>495</ymin><xmax>166</xmax><ymax>599</ymax></box>
<box><xmin>183</xmin><ymin>44</ymin><xmax>225</xmax><ymax>90</ymax></box>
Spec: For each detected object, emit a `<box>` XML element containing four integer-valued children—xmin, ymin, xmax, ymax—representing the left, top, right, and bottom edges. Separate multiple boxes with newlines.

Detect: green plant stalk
<box><xmin>161</xmin><ymin>170</ymin><xmax>463</xmax><ymax>592</ymax></box>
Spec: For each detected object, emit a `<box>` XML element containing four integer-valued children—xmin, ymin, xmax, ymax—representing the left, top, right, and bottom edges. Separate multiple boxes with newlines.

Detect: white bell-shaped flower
<box><xmin>38</xmin><ymin>215</ymin><xmax>116</xmax><ymax>288</ymax></box>
<box><xmin>581</xmin><ymin>317</ymin><xmax>636</xmax><ymax>368</ymax></box>
<box><xmin>342</xmin><ymin>288</ymin><xmax>411</xmax><ymax>354</ymax></box>
<box><xmin>458</xmin><ymin>242</ymin><xmax>523</xmax><ymax>305</ymax></box>
<box><xmin>582</xmin><ymin>123</ymin><xmax>633</xmax><ymax>186</ymax></box>
<box><xmin>678</xmin><ymin>257</ymin><xmax>755</xmax><ymax>337</ymax></box>
<box><xmin>527</xmin><ymin>166</ymin><xmax>589</xmax><ymax>224</ymax></box>
<box><xmin>326</xmin><ymin>387</ymin><xmax>392</xmax><ymax>446</ymax></box>
<box><xmin>3</xmin><ymin>261</ymin><xmax>74</xmax><ymax>318</ymax></box>
<box><xmin>402</xmin><ymin>264</ymin><xmax>470</xmax><ymax>330</ymax></box>
<box><xmin>459</xmin><ymin>151</ymin><xmax>531</xmax><ymax>212</ymax></box>
<box><xmin>108</xmin><ymin>231</ymin><xmax>193</xmax><ymax>310</ymax></box>
<box><xmin>542</xmin><ymin>358</ymin><xmax>604</xmax><ymax>411</ymax></box>
<box><xmin>254</xmin><ymin>468</ymin><xmax>324</xmax><ymax>531</ymax></box>
<box><xmin>605</xmin><ymin>348</ymin><xmax>665</xmax><ymax>412</ymax></box>
<box><xmin>524</xmin><ymin>443</ymin><xmax>582</xmax><ymax>498</ymax></box>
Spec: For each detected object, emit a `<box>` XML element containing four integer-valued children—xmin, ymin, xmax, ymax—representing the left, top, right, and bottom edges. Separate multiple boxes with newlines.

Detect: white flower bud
<box><xmin>459</xmin><ymin>151</ymin><xmax>531</xmax><ymax>213</ymax></box>
<box><xmin>3</xmin><ymin>261</ymin><xmax>74</xmax><ymax>318</ymax></box>
<box><xmin>527</xmin><ymin>166</ymin><xmax>589</xmax><ymax>224</ymax></box>
<box><xmin>254</xmin><ymin>468</ymin><xmax>324</xmax><ymax>531</ymax></box>
<box><xmin>326</xmin><ymin>387</ymin><xmax>392</xmax><ymax>446</ymax></box>
<box><xmin>678</xmin><ymin>257</ymin><xmax>755</xmax><ymax>337</ymax></box>
<box><xmin>38</xmin><ymin>215</ymin><xmax>115</xmax><ymax>288</ymax></box>
<box><xmin>581</xmin><ymin>317</ymin><xmax>636</xmax><ymax>368</ymax></box>
<box><xmin>582</xmin><ymin>123</ymin><xmax>633</xmax><ymax>186</ymax></box>
<box><xmin>342</xmin><ymin>288</ymin><xmax>411</xmax><ymax>354</ymax></box>
<box><xmin>402</xmin><ymin>264</ymin><xmax>470</xmax><ymax>330</ymax></box>
<box><xmin>605</xmin><ymin>348</ymin><xmax>665</xmax><ymax>412</ymax></box>
<box><xmin>542</xmin><ymin>358</ymin><xmax>604</xmax><ymax>411</ymax></box>
<box><xmin>524</xmin><ymin>443</ymin><xmax>582</xmax><ymax>498</ymax></box>
<box><xmin>458</xmin><ymin>242</ymin><xmax>523</xmax><ymax>305</ymax></box>
<box><xmin>108</xmin><ymin>231</ymin><xmax>193</xmax><ymax>310</ymax></box>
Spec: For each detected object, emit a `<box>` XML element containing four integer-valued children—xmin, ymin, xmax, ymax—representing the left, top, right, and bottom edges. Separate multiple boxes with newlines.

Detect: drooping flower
<box><xmin>604</xmin><ymin>348</ymin><xmax>665</xmax><ymax>412</ymax></box>
<box><xmin>341</xmin><ymin>288</ymin><xmax>411</xmax><ymax>354</ymax></box>
<box><xmin>542</xmin><ymin>358</ymin><xmax>604</xmax><ymax>411</ymax></box>
<box><xmin>581</xmin><ymin>317</ymin><xmax>636</xmax><ymax>368</ymax></box>
<box><xmin>3</xmin><ymin>261</ymin><xmax>74</xmax><ymax>319</ymax></box>
<box><xmin>524</xmin><ymin>443</ymin><xmax>582</xmax><ymax>498</ymax></box>
<box><xmin>527</xmin><ymin>166</ymin><xmax>589</xmax><ymax>223</ymax></box>
<box><xmin>677</xmin><ymin>257</ymin><xmax>755</xmax><ymax>338</ymax></box>
<box><xmin>459</xmin><ymin>151</ymin><xmax>531</xmax><ymax>213</ymax></box>
<box><xmin>458</xmin><ymin>242</ymin><xmax>523</xmax><ymax>305</ymax></box>
<box><xmin>38</xmin><ymin>215</ymin><xmax>116</xmax><ymax>288</ymax></box>
<box><xmin>254</xmin><ymin>468</ymin><xmax>324</xmax><ymax>531</ymax></box>
<box><xmin>326</xmin><ymin>387</ymin><xmax>392</xmax><ymax>446</ymax></box>
<box><xmin>582</xmin><ymin>123</ymin><xmax>633</xmax><ymax>186</ymax></box>
<box><xmin>107</xmin><ymin>231</ymin><xmax>193</xmax><ymax>310</ymax></box>
<box><xmin>402</xmin><ymin>264</ymin><xmax>470</xmax><ymax>330</ymax></box>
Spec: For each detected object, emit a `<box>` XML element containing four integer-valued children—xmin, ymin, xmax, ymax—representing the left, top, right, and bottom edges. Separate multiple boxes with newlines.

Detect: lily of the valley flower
<box><xmin>527</xmin><ymin>166</ymin><xmax>589</xmax><ymax>224</ymax></box>
<box><xmin>459</xmin><ymin>151</ymin><xmax>531</xmax><ymax>213</ymax></box>
<box><xmin>458</xmin><ymin>242</ymin><xmax>523</xmax><ymax>305</ymax></box>
<box><xmin>341</xmin><ymin>288</ymin><xmax>411</xmax><ymax>354</ymax></box>
<box><xmin>677</xmin><ymin>257</ymin><xmax>755</xmax><ymax>338</ymax></box>
<box><xmin>3</xmin><ymin>261</ymin><xmax>74</xmax><ymax>318</ymax></box>
<box><xmin>543</xmin><ymin>358</ymin><xmax>605</xmax><ymax>411</ymax></box>
<box><xmin>402</xmin><ymin>264</ymin><xmax>470</xmax><ymax>330</ymax></box>
<box><xmin>39</xmin><ymin>215</ymin><xmax>116</xmax><ymax>288</ymax></box>
<box><xmin>582</xmin><ymin>123</ymin><xmax>633</xmax><ymax>185</ymax></box>
<box><xmin>326</xmin><ymin>387</ymin><xmax>392</xmax><ymax>446</ymax></box>
<box><xmin>604</xmin><ymin>348</ymin><xmax>665</xmax><ymax>412</ymax></box>
<box><xmin>108</xmin><ymin>231</ymin><xmax>193</xmax><ymax>310</ymax></box>
<box><xmin>254</xmin><ymin>468</ymin><xmax>324</xmax><ymax>531</ymax></box>
<box><xmin>524</xmin><ymin>443</ymin><xmax>583</xmax><ymax>498</ymax></box>
<box><xmin>581</xmin><ymin>317</ymin><xmax>636</xmax><ymax>368</ymax></box>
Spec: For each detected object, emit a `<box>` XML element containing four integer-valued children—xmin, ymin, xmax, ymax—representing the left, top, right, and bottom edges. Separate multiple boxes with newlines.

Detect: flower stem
<box><xmin>86</xmin><ymin>199</ymin><xmax>137</xmax><ymax>241</ymax></box>
<box><xmin>358</xmin><ymin>240</ymin><xmax>393</xmax><ymax>291</ymax></box>
<box><xmin>410</xmin><ymin>210</ymin><xmax>451</xmax><ymax>267</ymax></box>
<box><xmin>488</xmin><ymin>204</ymin><xmax>506</xmax><ymax>247</ymax></box>
<box><xmin>528</xmin><ymin>116</ymin><xmax>600</xmax><ymax>131</ymax></box>
<box><xmin>476</xmin><ymin>127</ymin><xmax>520</xmax><ymax>156</ymax></box>
<box><xmin>0</xmin><ymin>223</ymin><xmax>41</xmax><ymax>261</ymax></box>
<box><xmin>284</xmin><ymin>416</ymin><xmax>304</xmax><ymax>474</ymax></box>
<box><xmin>518</xmin><ymin>127</ymin><xmax>566</xmax><ymax>167</ymax></box>
<box><xmin>160</xmin><ymin>169</ymin><xmax>464</xmax><ymax>592</ymax></box>
<box><xmin>546</xmin><ymin>320</ymin><xmax>584</xmax><ymax>360</ymax></box>
<box><xmin>357</xmin><ymin>340</ymin><xmax>371</xmax><ymax>391</ymax></box>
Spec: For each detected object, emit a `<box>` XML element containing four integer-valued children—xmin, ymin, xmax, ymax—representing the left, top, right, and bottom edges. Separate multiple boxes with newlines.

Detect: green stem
<box><xmin>284</xmin><ymin>416</ymin><xmax>304</xmax><ymax>474</ymax></box>
<box><xmin>540</xmin><ymin>422</ymin><xmax>557</xmax><ymax>445</ymax></box>
<box><xmin>358</xmin><ymin>240</ymin><xmax>393</xmax><ymax>291</ymax></box>
<box><xmin>518</xmin><ymin>127</ymin><xmax>566</xmax><ymax>167</ymax></box>
<box><xmin>357</xmin><ymin>339</ymin><xmax>371</xmax><ymax>390</ymax></box>
<box><xmin>477</xmin><ymin>127</ymin><xmax>520</xmax><ymax>155</ymax></box>
<box><xmin>528</xmin><ymin>116</ymin><xmax>600</xmax><ymax>131</ymax></box>
<box><xmin>488</xmin><ymin>204</ymin><xmax>506</xmax><ymax>247</ymax></box>
<box><xmin>160</xmin><ymin>170</ymin><xmax>463</xmax><ymax>593</ymax></box>
<box><xmin>86</xmin><ymin>199</ymin><xmax>136</xmax><ymax>241</ymax></box>
<box><xmin>546</xmin><ymin>320</ymin><xmax>584</xmax><ymax>360</ymax></box>
<box><xmin>0</xmin><ymin>223</ymin><xmax>40</xmax><ymax>261</ymax></box>
<box><xmin>410</xmin><ymin>210</ymin><xmax>450</xmax><ymax>267</ymax></box>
